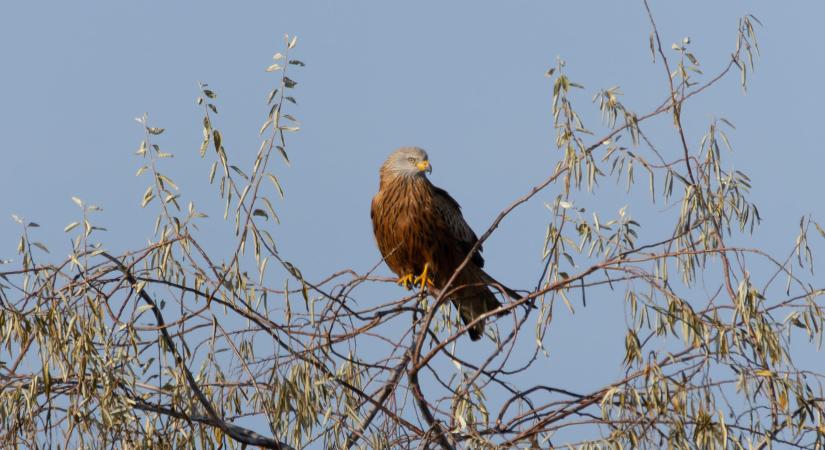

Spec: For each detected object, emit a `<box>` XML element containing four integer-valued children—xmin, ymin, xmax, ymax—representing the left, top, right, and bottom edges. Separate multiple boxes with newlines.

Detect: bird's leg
<box><xmin>397</xmin><ymin>274</ymin><xmax>415</xmax><ymax>290</ymax></box>
<box><xmin>413</xmin><ymin>263</ymin><xmax>434</xmax><ymax>290</ymax></box>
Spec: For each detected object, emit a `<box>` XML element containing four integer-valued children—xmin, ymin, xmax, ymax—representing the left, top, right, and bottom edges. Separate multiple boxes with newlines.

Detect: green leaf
<box><xmin>259</xmin><ymin>119</ymin><xmax>273</xmax><ymax>135</ymax></box>
<box><xmin>814</xmin><ymin>222</ymin><xmax>825</xmax><ymax>240</ymax></box>
<box><xmin>267</xmin><ymin>89</ymin><xmax>279</xmax><ymax>105</ymax></box>
<box><xmin>238</xmin><ymin>185</ymin><xmax>251</xmax><ymax>208</ymax></box>
<box><xmin>213</xmin><ymin>130</ymin><xmax>222</xmax><ymax>152</ymax></box>
<box><xmin>209</xmin><ymin>162</ymin><xmax>218</xmax><ymax>184</ymax></box>
<box><xmin>276</xmin><ymin>146</ymin><xmax>289</xmax><ymax>163</ymax></box>
<box><xmin>230</xmin><ymin>165</ymin><xmax>249</xmax><ymax>180</ymax></box>
<box><xmin>157</xmin><ymin>174</ymin><xmax>178</xmax><ymax>191</ymax></box>
<box><xmin>267</xmin><ymin>174</ymin><xmax>285</xmax><ymax>199</ymax></box>
<box><xmin>262</xmin><ymin>197</ymin><xmax>280</xmax><ymax>224</ymax></box>
<box><xmin>141</xmin><ymin>186</ymin><xmax>155</xmax><ymax>207</ymax></box>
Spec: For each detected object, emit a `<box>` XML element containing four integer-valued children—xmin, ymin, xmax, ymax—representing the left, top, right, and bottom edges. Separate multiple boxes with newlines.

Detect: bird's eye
<box><xmin>407</xmin><ymin>157</ymin><xmax>416</xmax><ymax>163</ymax></box>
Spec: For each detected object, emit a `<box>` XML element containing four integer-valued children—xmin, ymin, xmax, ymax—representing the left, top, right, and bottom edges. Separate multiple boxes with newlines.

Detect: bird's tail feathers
<box><xmin>427</xmin><ymin>267</ymin><xmax>517</xmax><ymax>341</ymax></box>
<box><xmin>448</xmin><ymin>267</ymin><xmax>515</xmax><ymax>340</ymax></box>
<box><xmin>450</xmin><ymin>283</ymin><xmax>502</xmax><ymax>341</ymax></box>
<box><xmin>478</xmin><ymin>271</ymin><xmax>519</xmax><ymax>314</ymax></box>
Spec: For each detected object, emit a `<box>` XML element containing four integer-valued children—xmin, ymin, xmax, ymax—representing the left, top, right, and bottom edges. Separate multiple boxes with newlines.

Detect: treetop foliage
<box><xmin>2</xmin><ymin>4</ymin><xmax>825</xmax><ymax>449</ymax></box>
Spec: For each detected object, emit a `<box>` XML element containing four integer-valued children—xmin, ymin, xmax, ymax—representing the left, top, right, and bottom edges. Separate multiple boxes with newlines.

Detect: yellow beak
<box><xmin>416</xmin><ymin>160</ymin><xmax>432</xmax><ymax>174</ymax></box>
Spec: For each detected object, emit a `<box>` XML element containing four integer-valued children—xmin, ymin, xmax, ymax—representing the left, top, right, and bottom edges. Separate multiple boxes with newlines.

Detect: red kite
<box><xmin>371</xmin><ymin>147</ymin><xmax>515</xmax><ymax>340</ymax></box>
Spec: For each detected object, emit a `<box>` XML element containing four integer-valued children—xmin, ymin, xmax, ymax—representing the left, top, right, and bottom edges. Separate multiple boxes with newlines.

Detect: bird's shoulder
<box><xmin>432</xmin><ymin>185</ymin><xmax>462</xmax><ymax>212</ymax></box>
<box><xmin>431</xmin><ymin>184</ymin><xmax>484</xmax><ymax>265</ymax></box>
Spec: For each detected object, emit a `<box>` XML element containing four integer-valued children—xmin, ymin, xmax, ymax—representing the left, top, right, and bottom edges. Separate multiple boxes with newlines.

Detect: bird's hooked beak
<box><xmin>417</xmin><ymin>160</ymin><xmax>432</xmax><ymax>174</ymax></box>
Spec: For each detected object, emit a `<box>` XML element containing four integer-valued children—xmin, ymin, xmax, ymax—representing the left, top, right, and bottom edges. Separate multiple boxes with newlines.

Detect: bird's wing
<box><xmin>432</xmin><ymin>186</ymin><xmax>485</xmax><ymax>268</ymax></box>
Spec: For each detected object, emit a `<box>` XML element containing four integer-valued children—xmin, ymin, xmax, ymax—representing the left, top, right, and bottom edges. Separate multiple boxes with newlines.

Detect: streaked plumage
<box><xmin>370</xmin><ymin>147</ymin><xmax>516</xmax><ymax>340</ymax></box>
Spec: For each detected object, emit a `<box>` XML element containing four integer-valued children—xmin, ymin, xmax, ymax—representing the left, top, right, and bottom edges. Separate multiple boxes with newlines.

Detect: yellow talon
<box><xmin>413</xmin><ymin>263</ymin><xmax>434</xmax><ymax>290</ymax></box>
<box><xmin>397</xmin><ymin>274</ymin><xmax>415</xmax><ymax>290</ymax></box>
<box><xmin>398</xmin><ymin>264</ymin><xmax>434</xmax><ymax>291</ymax></box>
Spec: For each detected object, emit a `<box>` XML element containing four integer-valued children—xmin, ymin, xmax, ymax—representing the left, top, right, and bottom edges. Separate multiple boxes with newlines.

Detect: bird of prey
<box><xmin>370</xmin><ymin>147</ymin><xmax>516</xmax><ymax>340</ymax></box>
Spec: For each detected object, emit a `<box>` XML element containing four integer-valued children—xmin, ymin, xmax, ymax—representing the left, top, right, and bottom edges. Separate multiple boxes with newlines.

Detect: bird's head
<box><xmin>381</xmin><ymin>147</ymin><xmax>432</xmax><ymax>179</ymax></box>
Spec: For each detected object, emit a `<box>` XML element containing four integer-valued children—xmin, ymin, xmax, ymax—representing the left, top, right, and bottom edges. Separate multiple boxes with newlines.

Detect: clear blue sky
<box><xmin>2</xmin><ymin>0</ymin><xmax>823</xmax><ymax>443</ymax></box>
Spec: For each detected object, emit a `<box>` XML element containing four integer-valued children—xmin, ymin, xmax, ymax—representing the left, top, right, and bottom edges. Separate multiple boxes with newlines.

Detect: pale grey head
<box><xmin>380</xmin><ymin>146</ymin><xmax>432</xmax><ymax>179</ymax></box>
